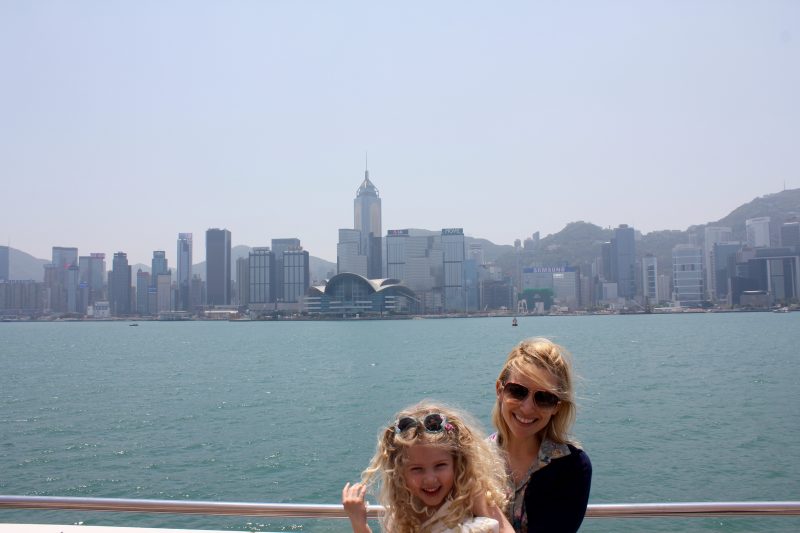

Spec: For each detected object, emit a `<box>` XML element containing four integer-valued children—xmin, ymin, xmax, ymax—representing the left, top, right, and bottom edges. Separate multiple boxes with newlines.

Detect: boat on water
<box><xmin>512</xmin><ymin>317</ymin><xmax>518</xmax><ymax>326</ymax></box>
<box><xmin>129</xmin><ymin>323</ymin><xmax>139</xmax><ymax>326</ymax></box>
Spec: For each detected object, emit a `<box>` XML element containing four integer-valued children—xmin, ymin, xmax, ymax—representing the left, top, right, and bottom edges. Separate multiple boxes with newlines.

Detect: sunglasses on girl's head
<box><xmin>394</xmin><ymin>413</ymin><xmax>449</xmax><ymax>434</ymax></box>
<box><xmin>502</xmin><ymin>382</ymin><xmax>561</xmax><ymax>408</ymax></box>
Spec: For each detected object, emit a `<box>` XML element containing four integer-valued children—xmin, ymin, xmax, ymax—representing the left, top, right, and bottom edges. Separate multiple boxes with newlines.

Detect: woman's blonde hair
<box><xmin>491</xmin><ymin>337</ymin><xmax>578</xmax><ymax>447</ymax></box>
<box><xmin>362</xmin><ymin>400</ymin><xmax>508</xmax><ymax>533</ymax></box>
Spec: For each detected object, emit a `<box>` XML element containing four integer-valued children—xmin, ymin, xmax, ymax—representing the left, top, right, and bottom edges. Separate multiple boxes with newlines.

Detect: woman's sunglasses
<box><xmin>394</xmin><ymin>413</ymin><xmax>450</xmax><ymax>434</ymax></box>
<box><xmin>501</xmin><ymin>382</ymin><xmax>561</xmax><ymax>409</ymax></box>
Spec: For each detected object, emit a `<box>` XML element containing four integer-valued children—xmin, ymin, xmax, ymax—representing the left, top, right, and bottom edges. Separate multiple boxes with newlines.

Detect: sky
<box><xmin>1</xmin><ymin>1</ymin><xmax>798</xmax><ymax>266</ymax></box>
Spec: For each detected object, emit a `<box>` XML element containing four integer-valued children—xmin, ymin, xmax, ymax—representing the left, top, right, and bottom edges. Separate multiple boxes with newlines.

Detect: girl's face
<box><xmin>402</xmin><ymin>443</ymin><xmax>455</xmax><ymax>511</ymax></box>
<box><xmin>496</xmin><ymin>366</ymin><xmax>561</xmax><ymax>445</ymax></box>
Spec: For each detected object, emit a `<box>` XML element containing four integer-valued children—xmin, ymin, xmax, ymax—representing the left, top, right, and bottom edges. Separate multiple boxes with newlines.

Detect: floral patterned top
<box><xmin>489</xmin><ymin>433</ymin><xmax>572</xmax><ymax>533</ymax></box>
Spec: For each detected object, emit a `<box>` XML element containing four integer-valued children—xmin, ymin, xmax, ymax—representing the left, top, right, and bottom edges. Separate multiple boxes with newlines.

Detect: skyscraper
<box><xmin>672</xmin><ymin>244</ymin><xmax>703</xmax><ymax>307</ymax></box>
<box><xmin>48</xmin><ymin>247</ymin><xmax>79</xmax><ymax>313</ymax></box>
<box><xmin>612</xmin><ymin>225</ymin><xmax>636</xmax><ymax>298</ymax></box>
<box><xmin>206</xmin><ymin>228</ymin><xmax>231</xmax><ymax>306</ymax></box>
<box><xmin>282</xmin><ymin>249</ymin><xmax>310</xmax><ymax>303</ymax></box>
<box><xmin>109</xmin><ymin>252</ymin><xmax>132</xmax><ymax>316</ymax></box>
<box><xmin>442</xmin><ymin>228</ymin><xmax>465</xmax><ymax>312</ymax></box>
<box><xmin>151</xmin><ymin>251</ymin><xmax>168</xmax><ymax>280</ymax></box>
<box><xmin>248</xmin><ymin>247</ymin><xmax>273</xmax><ymax>309</ymax></box>
<box><xmin>177</xmin><ymin>233</ymin><xmax>193</xmax><ymax>311</ymax></box>
<box><xmin>354</xmin><ymin>166</ymin><xmax>382</xmax><ymax>279</ymax></box>
<box><xmin>703</xmin><ymin>226</ymin><xmax>732</xmax><ymax>300</ymax></box>
<box><xmin>271</xmin><ymin>238</ymin><xmax>301</xmax><ymax>301</ymax></box>
<box><xmin>78</xmin><ymin>253</ymin><xmax>106</xmax><ymax>306</ymax></box>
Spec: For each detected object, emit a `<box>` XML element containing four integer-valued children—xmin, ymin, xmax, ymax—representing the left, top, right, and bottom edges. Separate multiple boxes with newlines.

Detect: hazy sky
<box><xmin>2</xmin><ymin>1</ymin><xmax>798</xmax><ymax>265</ymax></box>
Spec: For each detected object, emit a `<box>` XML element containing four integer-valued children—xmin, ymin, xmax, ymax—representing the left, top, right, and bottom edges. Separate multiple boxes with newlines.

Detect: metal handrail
<box><xmin>2</xmin><ymin>496</ymin><xmax>800</xmax><ymax>519</ymax></box>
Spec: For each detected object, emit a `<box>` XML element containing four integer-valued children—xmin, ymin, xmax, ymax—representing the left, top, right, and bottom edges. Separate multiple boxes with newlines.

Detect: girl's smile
<box><xmin>403</xmin><ymin>444</ymin><xmax>455</xmax><ymax>511</ymax></box>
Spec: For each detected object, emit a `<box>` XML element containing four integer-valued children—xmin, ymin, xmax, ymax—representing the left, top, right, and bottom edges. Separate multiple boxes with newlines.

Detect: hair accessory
<box><xmin>394</xmin><ymin>413</ymin><xmax>451</xmax><ymax>434</ymax></box>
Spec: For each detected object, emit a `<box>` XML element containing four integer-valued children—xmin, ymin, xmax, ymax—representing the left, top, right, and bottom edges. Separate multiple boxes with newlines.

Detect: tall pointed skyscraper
<box><xmin>354</xmin><ymin>164</ymin><xmax>382</xmax><ymax>279</ymax></box>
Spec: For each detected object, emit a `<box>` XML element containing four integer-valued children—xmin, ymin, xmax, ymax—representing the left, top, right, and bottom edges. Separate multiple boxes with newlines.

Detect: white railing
<box><xmin>2</xmin><ymin>495</ymin><xmax>800</xmax><ymax>519</ymax></box>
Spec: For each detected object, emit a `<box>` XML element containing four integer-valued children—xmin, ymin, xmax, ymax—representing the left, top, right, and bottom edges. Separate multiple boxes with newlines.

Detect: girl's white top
<box><xmin>421</xmin><ymin>500</ymin><xmax>500</xmax><ymax>533</ymax></box>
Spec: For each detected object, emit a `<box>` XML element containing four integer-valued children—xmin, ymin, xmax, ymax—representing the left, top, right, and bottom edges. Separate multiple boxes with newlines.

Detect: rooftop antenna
<box><xmin>365</xmin><ymin>151</ymin><xmax>369</xmax><ymax>180</ymax></box>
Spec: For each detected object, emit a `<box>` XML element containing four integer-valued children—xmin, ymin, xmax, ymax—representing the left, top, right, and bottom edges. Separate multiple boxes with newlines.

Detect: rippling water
<box><xmin>1</xmin><ymin>313</ymin><xmax>799</xmax><ymax>532</ymax></box>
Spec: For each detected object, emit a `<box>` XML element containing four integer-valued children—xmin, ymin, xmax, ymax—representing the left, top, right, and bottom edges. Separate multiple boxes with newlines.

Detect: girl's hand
<box><xmin>472</xmin><ymin>491</ymin><xmax>514</xmax><ymax>533</ymax></box>
<box><xmin>342</xmin><ymin>482</ymin><xmax>371</xmax><ymax>533</ymax></box>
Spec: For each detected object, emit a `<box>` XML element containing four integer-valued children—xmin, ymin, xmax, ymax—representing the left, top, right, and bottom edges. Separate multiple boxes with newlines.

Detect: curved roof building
<box><xmin>306</xmin><ymin>273</ymin><xmax>418</xmax><ymax>316</ymax></box>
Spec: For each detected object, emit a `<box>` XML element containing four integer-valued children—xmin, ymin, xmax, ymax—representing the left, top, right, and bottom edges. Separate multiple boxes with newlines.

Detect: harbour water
<box><xmin>1</xmin><ymin>313</ymin><xmax>799</xmax><ymax>532</ymax></box>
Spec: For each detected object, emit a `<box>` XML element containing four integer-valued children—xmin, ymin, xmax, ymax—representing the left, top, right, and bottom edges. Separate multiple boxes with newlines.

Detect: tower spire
<box><xmin>365</xmin><ymin>151</ymin><xmax>369</xmax><ymax>180</ymax></box>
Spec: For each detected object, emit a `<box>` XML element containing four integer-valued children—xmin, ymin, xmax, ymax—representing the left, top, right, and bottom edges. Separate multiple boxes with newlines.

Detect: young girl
<box><xmin>342</xmin><ymin>401</ymin><xmax>513</xmax><ymax>533</ymax></box>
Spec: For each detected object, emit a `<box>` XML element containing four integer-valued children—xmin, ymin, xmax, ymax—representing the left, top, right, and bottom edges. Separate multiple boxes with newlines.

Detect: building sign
<box><xmin>388</xmin><ymin>229</ymin><xmax>409</xmax><ymax>236</ymax></box>
<box><xmin>523</xmin><ymin>266</ymin><xmax>575</xmax><ymax>273</ymax></box>
<box><xmin>441</xmin><ymin>228</ymin><xmax>464</xmax><ymax>236</ymax></box>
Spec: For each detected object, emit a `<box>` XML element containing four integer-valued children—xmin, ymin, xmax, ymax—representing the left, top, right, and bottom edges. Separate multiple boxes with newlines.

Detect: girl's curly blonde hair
<box><xmin>361</xmin><ymin>400</ymin><xmax>508</xmax><ymax>533</ymax></box>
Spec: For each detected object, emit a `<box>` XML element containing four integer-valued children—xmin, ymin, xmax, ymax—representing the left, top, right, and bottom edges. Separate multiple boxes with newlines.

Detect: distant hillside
<box><xmin>8</xmin><ymin>248</ymin><xmax>49</xmax><ymax>281</ymax></box>
<box><xmin>496</xmin><ymin>188</ymin><xmax>800</xmax><ymax>278</ymax></box>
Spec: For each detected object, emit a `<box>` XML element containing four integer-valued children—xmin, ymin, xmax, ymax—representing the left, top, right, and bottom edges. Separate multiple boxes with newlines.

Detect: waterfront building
<box><xmin>190</xmin><ymin>275</ymin><xmax>204</xmax><ymax>312</ymax></box>
<box><xmin>613</xmin><ymin>225</ymin><xmax>636</xmax><ymax>298</ymax></box>
<box><xmin>0</xmin><ymin>279</ymin><xmax>44</xmax><ymax>316</ymax></box>
<box><xmin>386</xmin><ymin>229</ymin><xmax>409</xmax><ymax>281</ymax></box>
<box><xmin>109</xmin><ymin>252</ymin><xmax>132</xmax><ymax>316</ymax></box>
<box><xmin>710</xmin><ymin>242</ymin><xmax>743</xmax><ymax>303</ymax></box>
<box><xmin>731</xmin><ymin>246</ymin><xmax>800</xmax><ymax>305</ymax></box>
<box><xmin>703</xmin><ymin>226</ymin><xmax>732</xmax><ymax>300</ymax></box>
<box><xmin>156</xmin><ymin>272</ymin><xmax>172</xmax><ymax>313</ymax></box>
<box><xmin>442</xmin><ymin>228</ymin><xmax>465</xmax><ymax>312</ymax></box>
<box><xmin>236</xmin><ymin>256</ymin><xmax>249</xmax><ymax>307</ymax></box>
<box><xmin>657</xmin><ymin>275</ymin><xmax>671</xmax><ymax>305</ymax></box>
<box><xmin>46</xmin><ymin>246</ymin><xmax>79</xmax><ymax>313</ymax></box>
<box><xmin>463</xmin><ymin>258</ymin><xmax>479</xmax><ymax>312</ymax></box>
<box><xmin>92</xmin><ymin>300</ymin><xmax>110</xmax><ymax>318</ymax></box>
<box><xmin>0</xmin><ymin>245</ymin><xmax>9</xmax><ymax>280</ymax></box>
<box><xmin>305</xmin><ymin>273</ymin><xmax>417</xmax><ymax>316</ymax></box>
<box><xmin>337</xmin><ymin>228</ymin><xmax>367</xmax><ymax>277</ymax></box>
<box><xmin>642</xmin><ymin>254</ymin><xmax>659</xmax><ymax>304</ymax></box>
<box><xmin>177</xmin><ymin>233</ymin><xmax>193</xmax><ymax>311</ymax></box>
<box><xmin>746</xmin><ymin>217</ymin><xmax>772</xmax><ymax>248</ymax></box>
<box><xmin>78</xmin><ymin>253</ymin><xmax>106</xmax><ymax>308</ymax></box>
<box><xmin>283</xmin><ymin>249</ymin><xmax>310</xmax><ymax>303</ymax></box>
<box><xmin>481</xmin><ymin>278</ymin><xmax>514</xmax><ymax>311</ymax></box>
<box><xmin>672</xmin><ymin>244</ymin><xmax>704</xmax><ymax>307</ymax></box>
<box><xmin>136</xmin><ymin>270</ymin><xmax>150</xmax><ymax>315</ymax></box>
<box><xmin>206</xmin><ymin>228</ymin><xmax>232</xmax><ymax>306</ymax></box>
<box><xmin>272</xmin><ymin>238</ymin><xmax>302</xmax><ymax>302</ymax></box>
<box><xmin>248</xmin><ymin>247</ymin><xmax>273</xmax><ymax>311</ymax></box>
<box><xmin>600</xmin><ymin>241</ymin><xmax>614</xmax><ymax>283</ymax></box>
<box><xmin>522</xmin><ymin>267</ymin><xmax>555</xmax><ymax>291</ymax></box>
<box><xmin>552</xmin><ymin>268</ymin><xmax>580</xmax><ymax>309</ymax></box>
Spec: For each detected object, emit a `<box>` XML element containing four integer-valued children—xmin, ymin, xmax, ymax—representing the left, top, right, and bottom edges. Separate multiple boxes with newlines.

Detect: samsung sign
<box><xmin>441</xmin><ymin>228</ymin><xmax>464</xmax><ymax>236</ymax></box>
<box><xmin>388</xmin><ymin>229</ymin><xmax>409</xmax><ymax>236</ymax></box>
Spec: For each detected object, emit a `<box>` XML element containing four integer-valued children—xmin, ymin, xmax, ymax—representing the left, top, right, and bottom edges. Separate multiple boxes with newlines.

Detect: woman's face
<box><xmin>496</xmin><ymin>366</ymin><xmax>561</xmax><ymax>444</ymax></box>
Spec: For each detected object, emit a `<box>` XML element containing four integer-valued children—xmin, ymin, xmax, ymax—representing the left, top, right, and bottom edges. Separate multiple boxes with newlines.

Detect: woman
<box><xmin>491</xmin><ymin>338</ymin><xmax>592</xmax><ymax>532</ymax></box>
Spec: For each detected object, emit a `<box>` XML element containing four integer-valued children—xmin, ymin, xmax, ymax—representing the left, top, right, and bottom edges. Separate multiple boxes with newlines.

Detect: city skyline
<box><xmin>2</xmin><ymin>2</ymin><xmax>798</xmax><ymax>266</ymax></box>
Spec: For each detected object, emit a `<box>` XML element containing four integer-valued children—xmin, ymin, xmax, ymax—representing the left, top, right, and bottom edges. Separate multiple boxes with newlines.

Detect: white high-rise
<box><xmin>746</xmin><ymin>217</ymin><xmax>772</xmax><ymax>248</ymax></box>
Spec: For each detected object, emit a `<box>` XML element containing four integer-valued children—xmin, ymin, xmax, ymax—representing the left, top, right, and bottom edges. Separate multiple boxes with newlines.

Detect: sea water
<box><xmin>1</xmin><ymin>313</ymin><xmax>799</xmax><ymax>532</ymax></box>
